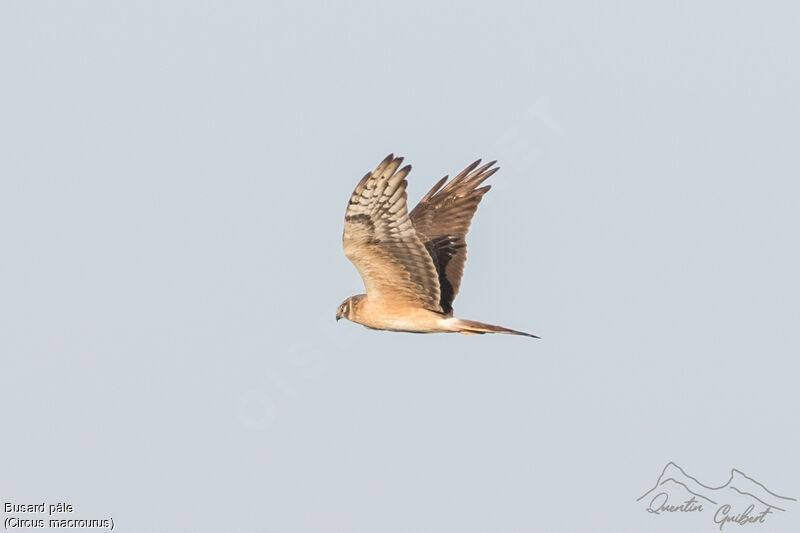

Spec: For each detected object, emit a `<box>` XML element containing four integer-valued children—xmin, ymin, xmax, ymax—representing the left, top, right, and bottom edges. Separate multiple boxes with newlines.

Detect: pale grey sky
<box><xmin>1</xmin><ymin>1</ymin><xmax>798</xmax><ymax>532</ymax></box>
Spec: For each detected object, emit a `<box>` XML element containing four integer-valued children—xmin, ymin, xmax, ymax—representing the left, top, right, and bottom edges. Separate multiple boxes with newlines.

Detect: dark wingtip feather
<box><xmin>471</xmin><ymin>160</ymin><xmax>497</xmax><ymax>177</ymax></box>
<box><xmin>482</xmin><ymin>166</ymin><xmax>500</xmax><ymax>179</ymax></box>
<box><xmin>374</xmin><ymin>154</ymin><xmax>395</xmax><ymax>174</ymax></box>
<box><xmin>452</xmin><ymin>160</ymin><xmax>483</xmax><ymax>183</ymax></box>
<box><xmin>419</xmin><ymin>175</ymin><xmax>448</xmax><ymax>203</ymax></box>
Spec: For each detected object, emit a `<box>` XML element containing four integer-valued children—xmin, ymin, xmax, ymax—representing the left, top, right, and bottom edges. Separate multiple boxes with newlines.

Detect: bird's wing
<box><xmin>409</xmin><ymin>159</ymin><xmax>497</xmax><ymax>315</ymax></box>
<box><xmin>343</xmin><ymin>154</ymin><xmax>442</xmax><ymax>312</ymax></box>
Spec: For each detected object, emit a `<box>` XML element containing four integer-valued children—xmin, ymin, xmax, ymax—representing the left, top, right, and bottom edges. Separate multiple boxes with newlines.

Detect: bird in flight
<box><xmin>336</xmin><ymin>154</ymin><xmax>538</xmax><ymax>338</ymax></box>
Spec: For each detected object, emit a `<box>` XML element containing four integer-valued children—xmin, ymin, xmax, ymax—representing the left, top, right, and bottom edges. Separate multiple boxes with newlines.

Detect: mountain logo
<box><xmin>637</xmin><ymin>462</ymin><xmax>795</xmax><ymax>530</ymax></box>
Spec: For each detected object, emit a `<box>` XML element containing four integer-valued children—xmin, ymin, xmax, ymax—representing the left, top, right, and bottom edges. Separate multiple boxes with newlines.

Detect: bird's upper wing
<box><xmin>343</xmin><ymin>154</ymin><xmax>442</xmax><ymax>312</ymax></box>
<box><xmin>409</xmin><ymin>159</ymin><xmax>497</xmax><ymax>315</ymax></box>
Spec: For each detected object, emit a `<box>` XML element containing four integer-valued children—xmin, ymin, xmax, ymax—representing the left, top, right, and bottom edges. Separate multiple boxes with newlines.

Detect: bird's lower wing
<box><xmin>409</xmin><ymin>159</ymin><xmax>498</xmax><ymax>314</ymax></box>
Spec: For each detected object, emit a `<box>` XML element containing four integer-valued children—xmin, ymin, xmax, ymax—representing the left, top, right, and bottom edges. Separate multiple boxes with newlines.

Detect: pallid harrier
<box><xmin>336</xmin><ymin>154</ymin><xmax>538</xmax><ymax>338</ymax></box>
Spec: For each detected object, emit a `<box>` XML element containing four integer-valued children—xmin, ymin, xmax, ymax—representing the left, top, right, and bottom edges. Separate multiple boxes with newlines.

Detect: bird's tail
<box><xmin>447</xmin><ymin>318</ymin><xmax>539</xmax><ymax>339</ymax></box>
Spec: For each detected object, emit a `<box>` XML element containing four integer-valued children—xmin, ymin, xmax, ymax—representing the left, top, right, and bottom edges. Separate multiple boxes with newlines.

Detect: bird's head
<box><xmin>336</xmin><ymin>298</ymin><xmax>352</xmax><ymax>322</ymax></box>
<box><xmin>336</xmin><ymin>295</ymin><xmax>364</xmax><ymax>322</ymax></box>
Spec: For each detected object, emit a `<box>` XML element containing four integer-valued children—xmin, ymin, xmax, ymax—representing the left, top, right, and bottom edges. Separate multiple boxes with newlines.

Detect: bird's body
<box><xmin>344</xmin><ymin>296</ymin><xmax>449</xmax><ymax>333</ymax></box>
<box><xmin>337</xmin><ymin>154</ymin><xmax>538</xmax><ymax>339</ymax></box>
